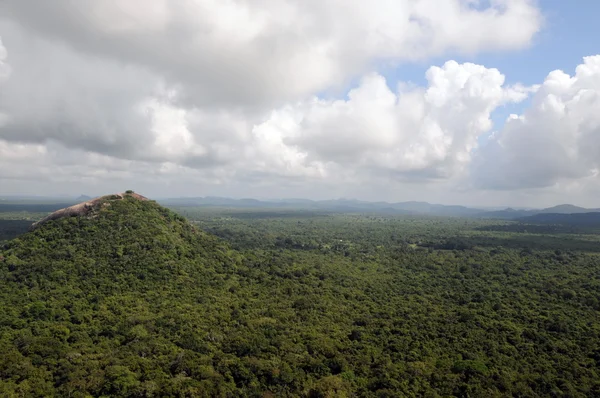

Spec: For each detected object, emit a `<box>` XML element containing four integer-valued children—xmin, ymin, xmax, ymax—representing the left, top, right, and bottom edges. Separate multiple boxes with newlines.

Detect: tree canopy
<box><xmin>1</xmin><ymin>198</ymin><xmax>599</xmax><ymax>397</ymax></box>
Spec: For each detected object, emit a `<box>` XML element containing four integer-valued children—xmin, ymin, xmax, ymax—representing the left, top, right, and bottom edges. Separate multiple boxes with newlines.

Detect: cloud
<box><xmin>0</xmin><ymin>0</ymin><xmax>541</xmax><ymax>107</ymax></box>
<box><xmin>13</xmin><ymin>0</ymin><xmax>600</xmax><ymax>206</ymax></box>
<box><xmin>0</xmin><ymin>2</ymin><xmax>539</xmax><ymax>182</ymax></box>
<box><xmin>251</xmin><ymin>61</ymin><xmax>531</xmax><ymax>181</ymax></box>
<box><xmin>473</xmin><ymin>55</ymin><xmax>600</xmax><ymax>190</ymax></box>
<box><xmin>0</xmin><ymin>23</ymin><xmax>162</xmax><ymax>159</ymax></box>
<box><xmin>0</xmin><ymin>139</ymin><xmax>230</xmax><ymax>188</ymax></box>
<box><xmin>0</xmin><ymin>23</ymin><xmax>247</xmax><ymax>167</ymax></box>
<box><xmin>0</xmin><ymin>53</ymin><xmax>532</xmax><ymax>190</ymax></box>
<box><xmin>0</xmin><ymin>36</ymin><xmax>10</xmax><ymax>82</ymax></box>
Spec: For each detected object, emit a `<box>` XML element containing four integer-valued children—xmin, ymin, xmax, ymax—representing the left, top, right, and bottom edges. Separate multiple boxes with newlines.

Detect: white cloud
<box><xmin>252</xmin><ymin>62</ymin><xmax>531</xmax><ymax>181</ymax></box>
<box><xmin>0</xmin><ymin>0</ymin><xmax>541</xmax><ymax>107</ymax></box>
<box><xmin>473</xmin><ymin>55</ymin><xmax>600</xmax><ymax>190</ymax></box>
<box><xmin>0</xmin><ymin>139</ymin><xmax>230</xmax><ymax>188</ymax></box>
<box><xmin>0</xmin><ymin>55</ymin><xmax>532</xmax><ymax>194</ymax></box>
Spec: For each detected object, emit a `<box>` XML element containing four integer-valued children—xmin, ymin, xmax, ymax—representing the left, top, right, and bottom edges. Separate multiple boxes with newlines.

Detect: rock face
<box><xmin>30</xmin><ymin>192</ymin><xmax>148</xmax><ymax>231</ymax></box>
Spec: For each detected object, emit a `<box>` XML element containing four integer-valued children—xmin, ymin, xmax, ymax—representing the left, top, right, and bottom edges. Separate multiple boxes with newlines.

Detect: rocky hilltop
<box><xmin>30</xmin><ymin>191</ymin><xmax>148</xmax><ymax>231</ymax></box>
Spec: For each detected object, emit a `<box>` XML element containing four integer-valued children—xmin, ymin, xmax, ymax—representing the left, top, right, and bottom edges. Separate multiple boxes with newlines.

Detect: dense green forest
<box><xmin>1</xmin><ymin>196</ymin><xmax>600</xmax><ymax>397</ymax></box>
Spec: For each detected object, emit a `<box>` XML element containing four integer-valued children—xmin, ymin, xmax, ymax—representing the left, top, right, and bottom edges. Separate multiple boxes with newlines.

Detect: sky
<box><xmin>0</xmin><ymin>0</ymin><xmax>599</xmax><ymax>207</ymax></box>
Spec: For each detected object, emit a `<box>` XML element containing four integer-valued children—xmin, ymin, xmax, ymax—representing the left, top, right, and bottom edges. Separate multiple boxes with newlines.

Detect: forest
<box><xmin>0</xmin><ymin>196</ymin><xmax>599</xmax><ymax>397</ymax></box>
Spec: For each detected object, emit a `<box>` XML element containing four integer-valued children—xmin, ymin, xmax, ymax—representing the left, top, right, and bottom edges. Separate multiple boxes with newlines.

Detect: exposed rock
<box><xmin>30</xmin><ymin>192</ymin><xmax>148</xmax><ymax>231</ymax></box>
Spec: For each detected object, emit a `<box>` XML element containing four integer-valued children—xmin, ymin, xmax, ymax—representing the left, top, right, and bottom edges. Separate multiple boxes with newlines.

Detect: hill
<box><xmin>75</xmin><ymin>194</ymin><xmax>93</xmax><ymax>202</ymax></box>
<box><xmin>1</xmin><ymin>192</ymin><xmax>231</xmax><ymax>292</ymax></box>
<box><xmin>519</xmin><ymin>212</ymin><xmax>600</xmax><ymax>226</ymax></box>
<box><xmin>477</xmin><ymin>204</ymin><xmax>600</xmax><ymax>219</ymax></box>
<box><xmin>537</xmin><ymin>204</ymin><xmax>600</xmax><ymax>214</ymax></box>
<box><xmin>475</xmin><ymin>208</ymin><xmax>537</xmax><ymax>219</ymax></box>
<box><xmin>30</xmin><ymin>192</ymin><xmax>150</xmax><ymax>231</ymax></box>
<box><xmin>0</xmin><ymin>193</ymin><xmax>239</xmax><ymax>396</ymax></box>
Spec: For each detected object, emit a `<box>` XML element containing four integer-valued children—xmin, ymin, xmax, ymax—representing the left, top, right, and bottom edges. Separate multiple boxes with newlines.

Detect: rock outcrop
<box><xmin>30</xmin><ymin>191</ymin><xmax>148</xmax><ymax>231</ymax></box>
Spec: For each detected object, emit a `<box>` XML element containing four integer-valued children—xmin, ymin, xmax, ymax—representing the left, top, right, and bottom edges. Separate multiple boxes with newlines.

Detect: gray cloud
<box><xmin>0</xmin><ymin>0</ymin><xmax>541</xmax><ymax>108</ymax></box>
<box><xmin>0</xmin><ymin>22</ymin><xmax>159</xmax><ymax>158</ymax></box>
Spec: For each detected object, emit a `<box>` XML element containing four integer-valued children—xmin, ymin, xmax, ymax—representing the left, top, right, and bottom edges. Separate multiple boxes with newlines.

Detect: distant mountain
<box><xmin>537</xmin><ymin>204</ymin><xmax>600</xmax><ymax>214</ymax></box>
<box><xmin>4</xmin><ymin>194</ymin><xmax>597</xmax><ymax>219</ymax></box>
<box><xmin>75</xmin><ymin>194</ymin><xmax>93</xmax><ymax>201</ymax></box>
<box><xmin>476</xmin><ymin>208</ymin><xmax>537</xmax><ymax>219</ymax></box>
<box><xmin>162</xmin><ymin>197</ymin><xmax>600</xmax><ymax>218</ymax></box>
<box><xmin>395</xmin><ymin>202</ymin><xmax>483</xmax><ymax>216</ymax></box>
<box><xmin>161</xmin><ymin>197</ymin><xmax>482</xmax><ymax>216</ymax></box>
<box><xmin>518</xmin><ymin>212</ymin><xmax>600</xmax><ymax>226</ymax></box>
<box><xmin>389</xmin><ymin>201</ymin><xmax>432</xmax><ymax>213</ymax></box>
<box><xmin>161</xmin><ymin>196</ymin><xmax>267</xmax><ymax>208</ymax></box>
<box><xmin>476</xmin><ymin>204</ymin><xmax>600</xmax><ymax>220</ymax></box>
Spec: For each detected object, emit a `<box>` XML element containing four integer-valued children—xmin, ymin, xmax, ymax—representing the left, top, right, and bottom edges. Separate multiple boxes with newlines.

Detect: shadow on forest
<box><xmin>474</xmin><ymin>223</ymin><xmax>600</xmax><ymax>235</ymax></box>
<box><xmin>0</xmin><ymin>220</ymin><xmax>33</xmax><ymax>242</ymax></box>
<box><xmin>433</xmin><ymin>233</ymin><xmax>600</xmax><ymax>253</ymax></box>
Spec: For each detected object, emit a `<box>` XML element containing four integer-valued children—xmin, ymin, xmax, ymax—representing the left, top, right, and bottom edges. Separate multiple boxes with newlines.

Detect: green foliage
<box><xmin>1</xmin><ymin>201</ymin><xmax>600</xmax><ymax>396</ymax></box>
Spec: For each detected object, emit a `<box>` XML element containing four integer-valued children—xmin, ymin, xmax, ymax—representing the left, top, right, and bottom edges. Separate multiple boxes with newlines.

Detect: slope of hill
<box><xmin>2</xmin><ymin>192</ymin><xmax>231</xmax><ymax>292</ymax></box>
<box><xmin>0</xmin><ymin>193</ymin><xmax>239</xmax><ymax>396</ymax></box>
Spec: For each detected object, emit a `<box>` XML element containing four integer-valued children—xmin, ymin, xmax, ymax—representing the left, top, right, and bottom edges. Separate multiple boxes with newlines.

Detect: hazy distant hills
<box><xmin>2</xmin><ymin>194</ymin><xmax>599</xmax><ymax>220</ymax></box>
<box><xmin>518</xmin><ymin>212</ymin><xmax>600</xmax><ymax>226</ymax></box>
<box><xmin>480</xmin><ymin>204</ymin><xmax>600</xmax><ymax>220</ymax></box>
<box><xmin>161</xmin><ymin>197</ymin><xmax>481</xmax><ymax>216</ymax></box>
<box><xmin>475</xmin><ymin>208</ymin><xmax>536</xmax><ymax>219</ymax></box>
<box><xmin>538</xmin><ymin>204</ymin><xmax>600</xmax><ymax>214</ymax></box>
<box><xmin>160</xmin><ymin>197</ymin><xmax>599</xmax><ymax>219</ymax></box>
<box><xmin>75</xmin><ymin>194</ymin><xmax>93</xmax><ymax>201</ymax></box>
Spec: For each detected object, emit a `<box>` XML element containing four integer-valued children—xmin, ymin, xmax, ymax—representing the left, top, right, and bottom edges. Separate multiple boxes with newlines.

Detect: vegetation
<box><xmin>1</xmin><ymin>200</ymin><xmax>600</xmax><ymax>397</ymax></box>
